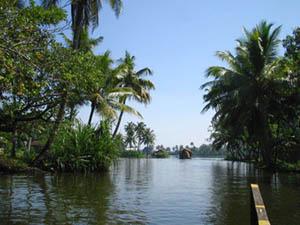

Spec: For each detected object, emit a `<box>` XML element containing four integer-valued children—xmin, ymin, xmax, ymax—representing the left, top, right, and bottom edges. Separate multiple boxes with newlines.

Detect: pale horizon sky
<box><xmin>77</xmin><ymin>0</ymin><xmax>300</xmax><ymax>147</ymax></box>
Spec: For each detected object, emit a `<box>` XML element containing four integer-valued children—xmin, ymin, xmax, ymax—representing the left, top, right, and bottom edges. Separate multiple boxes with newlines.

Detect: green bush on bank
<box><xmin>0</xmin><ymin>154</ymin><xmax>29</xmax><ymax>173</ymax></box>
<box><xmin>120</xmin><ymin>150</ymin><xmax>145</xmax><ymax>158</ymax></box>
<box><xmin>152</xmin><ymin>150</ymin><xmax>169</xmax><ymax>158</ymax></box>
<box><xmin>275</xmin><ymin>160</ymin><xmax>300</xmax><ymax>172</ymax></box>
<box><xmin>49</xmin><ymin>121</ymin><xmax>120</xmax><ymax>172</ymax></box>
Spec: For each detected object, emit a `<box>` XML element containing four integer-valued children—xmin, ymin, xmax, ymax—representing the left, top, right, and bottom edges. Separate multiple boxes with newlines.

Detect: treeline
<box><xmin>169</xmin><ymin>144</ymin><xmax>225</xmax><ymax>157</ymax></box>
<box><xmin>120</xmin><ymin>122</ymin><xmax>156</xmax><ymax>158</ymax></box>
<box><xmin>0</xmin><ymin>1</ymin><xmax>154</xmax><ymax>171</ymax></box>
<box><xmin>202</xmin><ymin>21</ymin><xmax>300</xmax><ymax>171</ymax></box>
<box><xmin>123</xmin><ymin>122</ymin><xmax>155</xmax><ymax>151</ymax></box>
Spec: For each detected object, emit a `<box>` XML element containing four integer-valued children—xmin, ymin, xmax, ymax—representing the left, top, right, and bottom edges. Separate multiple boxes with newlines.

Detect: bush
<box><xmin>275</xmin><ymin>160</ymin><xmax>300</xmax><ymax>172</ymax></box>
<box><xmin>49</xmin><ymin>121</ymin><xmax>120</xmax><ymax>172</ymax></box>
<box><xmin>120</xmin><ymin>150</ymin><xmax>145</xmax><ymax>158</ymax></box>
<box><xmin>0</xmin><ymin>155</ymin><xmax>29</xmax><ymax>173</ymax></box>
<box><xmin>152</xmin><ymin>150</ymin><xmax>169</xmax><ymax>158</ymax></box>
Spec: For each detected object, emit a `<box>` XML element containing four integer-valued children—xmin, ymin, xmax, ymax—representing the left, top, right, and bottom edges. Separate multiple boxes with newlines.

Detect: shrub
<box><xmin>49</xmin><ymin>121</ymin><xmax>119</xmax><ymax>172</ymax></box>
<box><xmin>152</xmin><ymin>150</ymin><xmax>169</xmax><ymax>158</ymax></box>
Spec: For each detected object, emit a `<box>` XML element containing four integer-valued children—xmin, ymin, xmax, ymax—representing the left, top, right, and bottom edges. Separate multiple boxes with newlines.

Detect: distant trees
<box><xmin>169</xmin><ymin>144</ymin><xmax>225</xmax><ymax>157</ymax></box>
<box><xmin>123</xmin><ymin>122</ymin><xmax>155</xmax><ymax>151</ymax></box>
<box><xmin>124</xmin><ymin>122</ymin><xmax>136</xmax><ymax>149</ymax></box>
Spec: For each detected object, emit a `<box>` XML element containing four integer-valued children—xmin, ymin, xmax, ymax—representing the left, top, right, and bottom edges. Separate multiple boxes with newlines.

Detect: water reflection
<box><xmin>108</xmin><ymin>158</ymin><xmax>153</xmax><ymax>224</ymax></box>
<box><xmin>207</xmin><ymin>160</ymin><xmax>300</xmax><ymax>225</ymax></box>
<box><xmin>0</xmin><ymin>173</ymin><xmax>114</xmax><ymax>225</ymax></box>
<box><xmin>0</xmin><ymin>158</ymin><xmax>299</xmax><ymax>225</ymax></box>
<box><xmin>206</xmin><ymin>161</ymin><xmax>253</xmax><ymax>225</ymax></box>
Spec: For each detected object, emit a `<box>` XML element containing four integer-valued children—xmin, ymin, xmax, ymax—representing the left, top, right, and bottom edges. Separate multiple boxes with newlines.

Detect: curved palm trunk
<box><xmin>33</xmin><ymin>93</ymin><xmax>67</xmax><ymax>165</ymax></box>
<box><xmin>112</xmin><ymin>98</ymin><xmax>126</xmax><ymax>138</ymax></box>
<box><xmin>88</xmin><ymin>101</ymin><xmax>96</xmax><ymax>125</ymax></box>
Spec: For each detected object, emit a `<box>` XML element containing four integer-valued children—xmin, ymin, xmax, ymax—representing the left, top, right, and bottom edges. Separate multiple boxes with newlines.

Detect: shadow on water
<box><xmin>0</xmin><ymin>173</ymin><xmax>114</xmax><ymax>225</ymax></box>
<box><xmin>206</xmin><ymin>160</ymin><xmax>300</xmax><ymax>225</ymax></box>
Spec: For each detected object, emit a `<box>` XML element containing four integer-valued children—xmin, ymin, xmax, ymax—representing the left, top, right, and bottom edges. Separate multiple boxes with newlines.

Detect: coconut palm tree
<box><xmin>202</xmin><ymin>21</ymin><xmax>283</xmax><ymax>169</ymax></box>
<box><xmin>43</xmin><ymin>0</ymin><xmax>122</xmax><ymax>49</ymax></box>
<box><xmin>112</xmin><ymin>52</ymin><xmax>155</xmax><ymax>137</ymax></box>
<box><xmin>135</xmin><ymin>122</ymin><xmax>146</xmax><ymax>151</ymax></box>
<box><xmin>35</xmin><ymin>0</ymin><xmax>122</xmax><ymax>163</ymax></box>
<box><xmin>87</xmin><ymin>52</ymin><xmax>142</xmax><ymax>125</ymax></box>
<box><xmin>124</xmin><ymin>122</ymin><xmax>136</xmax><ymax>149</ymax></box>
<box><xmin>143</xmin><ymin>128</ymin><xmax>155</xmax><ymax>148</ymax></box>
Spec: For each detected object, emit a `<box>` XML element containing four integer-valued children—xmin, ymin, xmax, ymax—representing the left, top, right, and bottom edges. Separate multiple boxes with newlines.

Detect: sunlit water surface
<box><xmin>0</xmin><ymin>158</ymin><xmax>299</xmax><ymax>225</ymax></box>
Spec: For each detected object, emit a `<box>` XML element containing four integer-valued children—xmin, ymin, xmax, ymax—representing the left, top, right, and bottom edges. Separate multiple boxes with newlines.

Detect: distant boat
<box><xmin>179</xmin><ymin>148</ymin><xmax>192</xmax><ymax>159</ymax></box>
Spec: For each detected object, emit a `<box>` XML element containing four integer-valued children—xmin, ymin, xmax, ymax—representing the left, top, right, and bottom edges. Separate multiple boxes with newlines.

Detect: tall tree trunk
<box><xmin>33</xmin><ymin>93</ymin><xmax>67</xmax><ymax>165</ymax></box>
<box><xmin>260</xmin><ymin>124</ymin><xmax>274</xmax><ymax>170</ymax></box>
<box><xmin>88</xmin><ymin>101</ymin><xmax>96</xmax><ymax>126</ymax></box>
<box><xmin>112</xmin><ymin>98</ymin><xmax>126</xmax><ymax>138</ymax></box>
<box><xmin>261</xmin><ymin>141</ymin><xmax>273</xmax><ymax>169</ymax></box>
<box><xmin>11</xmin><ymin>126</ymin><xmax>17</xmax><ymax>158</ymax></box>
<box><xmin>71</xmin><ymin>1</ymin><xmax>84</xmax><ymax>49</ymax></box>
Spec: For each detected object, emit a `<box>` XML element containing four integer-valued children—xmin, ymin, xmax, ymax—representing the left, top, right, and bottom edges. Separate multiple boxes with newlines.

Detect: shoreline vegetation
<box><xmin>0</xmin><ymin>2</ymin><xmax>155</xmax><ymax>173</ymax></box>
<box><xmin>202</xmin><ymin>21</ymin><xmax>300</xmax><ymax>172</ymax></box>
<box><xmin>0</xmin><ymin>2</ymin><xmax>299</xmax><ymax>175</ymax></box>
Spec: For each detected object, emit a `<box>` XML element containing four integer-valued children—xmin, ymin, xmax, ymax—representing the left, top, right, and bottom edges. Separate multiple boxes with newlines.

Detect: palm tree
<box><xmin>124</xmin><ymin>122</ymin><xmax>136</xmax><ymax>149</ymax></box>
<box><xmin>143</xmin><ymin>128</ymin><xmax>155</xmax><ymax>148</ymax></box>
<box><xmin>112</xmin><ymin>52</ymin><xmax>155</xmax><ymax>137</ymax></box>
<box><xmin>135</xmin><ymin>122</ymin><xmax>146</xmax><ymax>151</ymax></box>
<box><xmin>202</xmin><ymin>21</ymin><xmax>283</xmax><ymax>169</ymax></box>
<box><xmin>87</xmin><ymin>52</ymin><xmax>142</xmax><ymax>125</ymax></box>
<box><xmin>43</xmin><ymin>0</ymin><xmax>122</xmax><ymax>49</ymax></box>
<box><xmin>35</xmin><ymin>0</ymin><xmax>122</xmax><ymax>163</ymax></box>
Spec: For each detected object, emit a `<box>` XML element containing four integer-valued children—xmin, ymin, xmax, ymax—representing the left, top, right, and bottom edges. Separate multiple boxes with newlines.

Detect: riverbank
<box><xmin>1</xmin><ymin>155</ymin><xmax>299</xmax><ymax>174</ymax></box>
<box><xmin>0</xmin><ymin>156</ymin><xmax>45</xmax><ymax>174</ymax></box>
<box><xmin>224</xmin><ymin>156</ymin><xmax>300</xmax><ymax>173</ymax></box>
<box><xmin>120</xmin><ymin>150</ymin><xmax>170</xmax><ymax>158</ymax></box>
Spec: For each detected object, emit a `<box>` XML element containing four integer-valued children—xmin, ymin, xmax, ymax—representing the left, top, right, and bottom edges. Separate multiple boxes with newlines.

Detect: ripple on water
<box><xmin>0</xmin><ymin>158</ymin><xmax>299</xmax><ymax>225</ymax></box>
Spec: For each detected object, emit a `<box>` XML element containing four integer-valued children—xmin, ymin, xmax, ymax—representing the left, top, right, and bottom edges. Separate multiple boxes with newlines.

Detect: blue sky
<box><xmin>77</xmin><ymin>0</ymin><xmax>300</xmax><ymax>147</ymax></box>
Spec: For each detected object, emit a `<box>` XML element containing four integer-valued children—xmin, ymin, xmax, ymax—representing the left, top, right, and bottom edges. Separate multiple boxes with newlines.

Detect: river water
<box><xmin>0</xmin><ymin>158</ymin><xmax>299</xmax><ymax>225</ymax></box>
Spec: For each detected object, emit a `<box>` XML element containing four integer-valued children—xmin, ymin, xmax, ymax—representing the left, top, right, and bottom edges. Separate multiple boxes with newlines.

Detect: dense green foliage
<box><xmin>0</xmin><ymin>1</ymin><xmax>155</xmax><ymax>172</ymax></box>
<box><xmin>202</xmin><ymin>21</ymin><xmax>300</xmax><ymax>170</ymax></box>
<box><xmin>49</xmin><ymin>121</ymin><xmax>120</xmax><ymax>172</ymax></box>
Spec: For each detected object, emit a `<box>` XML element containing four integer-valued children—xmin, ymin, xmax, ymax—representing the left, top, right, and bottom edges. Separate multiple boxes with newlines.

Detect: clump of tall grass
<box><xmin>50</xmin><ymin>121</ymin><xmax>120</xmax><ymax>172</ymax></box>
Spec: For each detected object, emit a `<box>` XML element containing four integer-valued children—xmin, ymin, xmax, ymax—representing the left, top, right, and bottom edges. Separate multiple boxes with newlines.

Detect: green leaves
<box><xmin>50</xmin><ymin>121</ymin><xmax>119</xmax><ymax>171</ymax></box>
<box><xmin>124</xmin><ymin>122</ymin><xmax>155</xmax><ymax>150</ymax></box>
<box><xmin>202</xmin><ymin>21</ymin><xmax>290</xmax><ymax>167</ymax></box>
